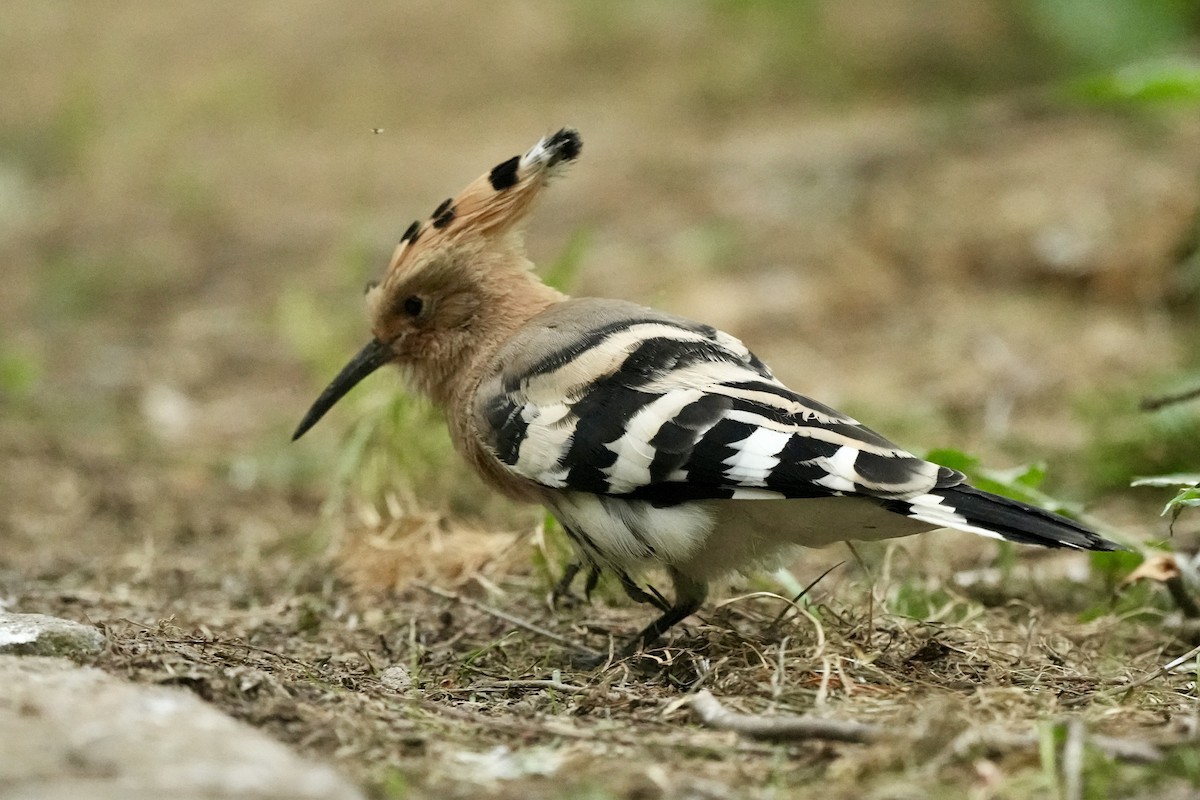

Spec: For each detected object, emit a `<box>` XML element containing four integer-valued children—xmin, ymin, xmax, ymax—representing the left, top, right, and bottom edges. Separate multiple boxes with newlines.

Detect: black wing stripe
<box><xmin>483</xmin><ymin>394</ymin><xmax>527</xmax><ymax>466</ymax></box>
<box><xmin>853</xmin><ymin>451</ymin><xmax>931</xmax><ymax>489</ymax></box>
<box><xmin>647</xmin><ymin>394</ymin><xmax>731</xmax><ymax>483</ymax></box>
<box><xmin>561</xmin><ymin>385</ymin><xmax>658</xmax><ymax>493</ymax></box>
<box><xmin>679</xmin><ymin>418</ymin><xmax>757</xmax><ymax>487</ymax></box>
<box><xmin>721</xmin><ymin>380</ymin><xmax>854</xmax><ymax>422</ymax></box>
<box><xmin>723</xmin><ymin>396</ymin><xmax>898</xmax><ymax>451</ymax></box>
<box><xmin>763</xmin><ymin>434</ymin><xmax>839</xmax><ymax>493</ymax></box>
<box><xmin>615</xmin><ymin>338</ymin><xmax>734</xmax><ymax>388</ymax></box>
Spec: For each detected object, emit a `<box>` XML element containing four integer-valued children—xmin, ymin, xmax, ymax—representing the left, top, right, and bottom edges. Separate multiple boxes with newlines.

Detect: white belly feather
<box><xmin>542</xmin><ymin>491</ymin><xmax>936</xmax><ymax>581</ymax></box>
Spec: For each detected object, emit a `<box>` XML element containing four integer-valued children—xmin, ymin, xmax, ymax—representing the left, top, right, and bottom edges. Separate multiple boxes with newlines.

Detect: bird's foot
<box><xmin>615</xmin><ymin>570</ymin><xmax>671</xmax><ymax>613</ymax></box>
<box><xmin>550</xmin><ymin>562</ymin><xmax>603</xmax><ymax>608</ymax></box>
<box><xmin>568</xmin><ymin>649</ymin><xmax>610</xmax><ymax>670</ymax></box>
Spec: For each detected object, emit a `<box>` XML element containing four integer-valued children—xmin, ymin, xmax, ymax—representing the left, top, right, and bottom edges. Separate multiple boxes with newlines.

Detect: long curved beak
<box><xmin>292</xmin><ymin>339</ymin><xmax>392</xmax><ymax>440</ymax></box>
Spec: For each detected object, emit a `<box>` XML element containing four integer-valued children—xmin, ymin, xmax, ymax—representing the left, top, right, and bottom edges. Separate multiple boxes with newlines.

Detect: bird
<box><xmin>292</xmin><ymin>128</ymin><xmax>1122</xmax><ymax>661</ymax></box>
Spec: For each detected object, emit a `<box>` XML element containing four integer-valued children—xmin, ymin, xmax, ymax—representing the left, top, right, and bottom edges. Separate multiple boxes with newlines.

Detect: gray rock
<box><xmin>0</xmin><ymin>656</ymin><xmax>365</xmax><ymax>800</ymax></box>
<box><xmin>0</xmin><ymin>612</ymin><xmax>105</xmax><ymax>657</ymax></box>
<box><xmin>379</xmin><ymin>664</ymin><xmax>412</xmax><ymax>692</ymax></box>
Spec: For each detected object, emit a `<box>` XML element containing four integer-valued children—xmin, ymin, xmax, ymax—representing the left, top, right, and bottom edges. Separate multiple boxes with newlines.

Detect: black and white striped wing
<box><xmin>477</xmin><ymin>302</ymin><xmax>962</xmax><ymax>505</ymax></box>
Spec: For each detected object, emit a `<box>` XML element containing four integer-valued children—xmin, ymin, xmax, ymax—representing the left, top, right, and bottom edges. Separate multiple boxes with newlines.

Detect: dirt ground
<box><xmin>4</xmin><ymin>3</ymin><xmax>1200</xmax><ymax>798</ymax></box>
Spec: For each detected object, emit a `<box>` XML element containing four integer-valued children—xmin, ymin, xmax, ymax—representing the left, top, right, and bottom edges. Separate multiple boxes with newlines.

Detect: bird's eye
<box><xmin>402</xmin><ymin>295</ymin><xmax>424</xmax><ymax>316</ymax></box>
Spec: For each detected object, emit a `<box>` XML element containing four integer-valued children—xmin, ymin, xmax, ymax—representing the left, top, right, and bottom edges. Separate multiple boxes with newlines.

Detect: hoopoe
<box><xmin>293</xmin><ymin>128</ymin><xmax>1121</xmax><ymax>660</ymax></box>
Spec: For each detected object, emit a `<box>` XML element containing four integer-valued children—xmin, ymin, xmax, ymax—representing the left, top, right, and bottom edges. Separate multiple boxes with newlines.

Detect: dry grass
<box><xmin>17</xmin><ymin>534</ymin><xmax>1200</xmax><ymax>798</ymax></box>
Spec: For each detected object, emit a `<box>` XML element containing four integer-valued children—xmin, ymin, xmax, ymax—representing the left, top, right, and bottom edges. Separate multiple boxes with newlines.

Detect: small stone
<box><xmin>0</xmin><ymin>655</ymin><xmax>365</xmax><ymax>799</ymax></box>
<box><xmin>380</xmin><ymin>664</ymin><xmax>412</xmax><ymax>692</ymax></box>
<box><xmin>0</xmin><ymin>612</ymin><xmax>105</xmax><ymax>657</ymax></box>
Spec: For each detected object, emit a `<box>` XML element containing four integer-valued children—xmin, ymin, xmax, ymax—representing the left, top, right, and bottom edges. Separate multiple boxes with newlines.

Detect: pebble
<box><xmin>379</xmin><ymin>664</ymin><xmax>413</xmax><ymax>692</ymax></box>
<box><xmin>0</xmin><ymin>611</ymin><xmax>105</xmax><ymax>657</ymax></box>
<box><xmin>0</xmin><ymin>655</ymin><xmax>365</xmax><ymax>799</ymax></box>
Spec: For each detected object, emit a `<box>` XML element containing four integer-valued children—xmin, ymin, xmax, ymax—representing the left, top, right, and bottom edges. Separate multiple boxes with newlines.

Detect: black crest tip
<box><xmin>544</xmin><ymin>128</ymin><xmax>582</xmax><ymax>165</ymax></box>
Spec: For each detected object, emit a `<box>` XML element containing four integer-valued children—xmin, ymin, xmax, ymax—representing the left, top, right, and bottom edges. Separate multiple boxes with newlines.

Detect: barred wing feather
<box><xmin>477</xmin><ymin>301</ymin><xmax>963</xmax><ymax>505</ymax></box>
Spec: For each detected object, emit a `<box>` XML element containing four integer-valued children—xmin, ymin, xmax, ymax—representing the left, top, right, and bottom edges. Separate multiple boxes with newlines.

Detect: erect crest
<box><xmin>382</xmin><ymin>128</ymin><xmax>581</xmax><ymax>278</ymax></box>
<box><xmin>292</xmin><ymin>129</ymin><xmax>581</xmax><ymax>442</ymax></box>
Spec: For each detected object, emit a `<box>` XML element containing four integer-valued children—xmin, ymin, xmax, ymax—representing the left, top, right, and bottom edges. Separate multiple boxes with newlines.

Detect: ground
<box><xmin>3</xmin><ymin>3</ymin><xmax>1200</xmax><ymax>798</ymax></box>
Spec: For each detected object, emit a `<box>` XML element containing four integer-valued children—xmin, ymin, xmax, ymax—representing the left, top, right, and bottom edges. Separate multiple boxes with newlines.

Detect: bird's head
<box><xmin>293</xmin><ymin>128</ymin><xmax>581</xmax><ymax>440</ymax></box>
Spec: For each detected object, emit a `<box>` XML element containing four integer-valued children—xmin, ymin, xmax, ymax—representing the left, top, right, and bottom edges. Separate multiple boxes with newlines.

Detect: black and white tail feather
<box><xmin>885</xmin><ymin>485</ymin><xmax>1113</xmax><ymax>551</ymax></box>
<box><xmin>295</xmin><ymin>127</ymin><xmax>1123</xmax><ymax>664</ymax></box>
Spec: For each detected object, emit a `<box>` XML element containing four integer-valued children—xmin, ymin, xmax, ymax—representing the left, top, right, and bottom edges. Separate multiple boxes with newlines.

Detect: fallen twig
<box><xmin>1096</xmin><ymin>641</ymin><xmax>1200</xmax><ymax>700</ymax></box>
<box><xmin>1140</xmin><ymin>384</ymin><xmax>1200</xmax><ymax>412</ymax></box>
<box><xmin>486</xmin><ymin>678</ymin><xmax>584</xmax><ymax>693</ymax></box>
<box><xmin>688</xmin><ymin>690</ymin><xmax>879</xmax><ymax>743</ymax></box>
<box><xmin>450</xmin><ymin>679</ymin><xmax>603</xmax><ymax>695</ymax></box>
<box><xmin>415</xmin><ymin>697</ymin><xmax>779</xmax><ymax>757</ymax></box>
<box><xmin>418</xmin><ymin>583</ymin><xmax>601</xmax><ymax>659</ymax></box>
<box><xmin>949</xmin><ymin>726</ymin><xmax>1162</xmax><ymax>764</ymax></box>
<box><xmin>162</xmin><ymin>638</ymin><xmax>314</xmax><ymax>669</ymax></box>
<box><xmin>688</xmin><ymin>690</ymin><xmax>1163</xmax><ymax>763</ymax></box>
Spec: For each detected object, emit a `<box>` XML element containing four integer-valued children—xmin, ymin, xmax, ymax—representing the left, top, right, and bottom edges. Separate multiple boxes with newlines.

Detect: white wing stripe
<box><xmin>520</xmin><ymin>323</ymin><xmax>718</xmax><ymax>402</ymax></box>
<box><xmin>721</xmin><ymin>428</ymin><xmax>791</xmax><ymax>486</ymax></box>
<box><xmin>900</xmin><ymin>493</ymin><xmax>1006</xmax><ymax>542</ymax></box>
<box><xmin>515</xmin><ymin>402</ymin><xmax>576</xmax><ymax>484</ymax></box>
<box><xmin>604</xmin><ymin>389</ymin><xmax>705</xmax><ymax>493</ymax></box>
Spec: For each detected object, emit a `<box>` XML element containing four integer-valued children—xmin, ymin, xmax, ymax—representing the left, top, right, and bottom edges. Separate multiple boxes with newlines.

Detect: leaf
<box><xmin>1090</xmin><ymin>549</ymin><xmax>1144</xmax><ymax>586</ymax></box>
<box><xmin>924</xmin><ymin>448</ymin><xmax>980</xmax><ymax>473</ymax></box>
<box><xmin>987</xmin><ymin>461</ymin><xmax>1048</xmax><ymax>491</ymax></box>
<box><xmin>1132</xmin><ymin>475</ymin><xmax>1200</xmax><ymax>528</ymax></box>
<box><xmin>1131</xmin><ymin>474</ymin><xmax>1200</xmax><ymax>488</ymax></box>
<box><xmin>1166</xmin><ymin>487</ymin><xmax>1200</xmax><ymax>521</ymax></box>
<box><xmin>925</xmin><ymin>450</ymin><xmax>1079</xmax><ymax>516</ymax></box>
<box><xmin>0</xmin><ymin>343</ymin><xmax>41</xmax><ymax>399</ymax></box>
<box><xmin>1120</xmin><ymin>554</ymin><xmax>1181</xmax><ymax>588</ymax></box>
<box><xmin>1073</xmin><ymin>57</ymin><xmax>1200</xmax><ymax>104</ymax></box>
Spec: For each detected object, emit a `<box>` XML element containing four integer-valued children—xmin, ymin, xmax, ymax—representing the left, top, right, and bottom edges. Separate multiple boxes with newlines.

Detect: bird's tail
<box><xmin>884</xmin><ymin>484</ymin><xmax>1122</xmax><ymax>551</ymax></box>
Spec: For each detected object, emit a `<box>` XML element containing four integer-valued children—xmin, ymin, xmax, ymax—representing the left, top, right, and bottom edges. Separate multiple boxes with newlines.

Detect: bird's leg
<box><xmin>618</xmin><ymin>569</ymin><xmax>708</xmax><ymax>658</ymax></box>
<box><xmin>551</xmin><ymin>561</ymin><xmax>604</xmax><ymax>607</ymax></box>
<box><xmin>553</xmin><ymin>522</ymin><xmax>609</xmax><ymax>607</ymax></box>
<box><xmin>570</xmin><ymin>570</ymin><xmax>708</xmax><ymax>669</ymax></box>
<box><xmin>615</xmin><ymin>569</ymin><xmax>671</xmax><ymax>613</ymax></box>
<box><xmin>644</xmin><ymin>582</ymin><xmax>671</xmax><ymax>611</ymax></box>
<box><xmin>583</xmin><ymin>565</ymin><xmax>601</xmax><ymax>601</ymax></box>
<box><xmin>551</xmin><ymin>561</ymin><xmax>583</xmax><ymax>607</ymax></box>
